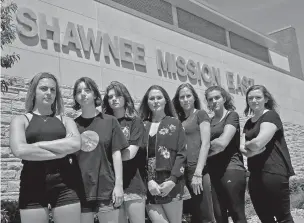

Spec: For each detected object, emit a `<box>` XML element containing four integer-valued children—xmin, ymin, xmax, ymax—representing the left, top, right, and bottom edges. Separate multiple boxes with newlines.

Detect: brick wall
<box><xmin>1</xmin><ymin>76</ymin><xmax>28</xmax><ymax>200</ymax></box>
<box><xmin>1</xmin><ymin>75</ymin><xmax>304</xmax><ymax>200</ymax></box>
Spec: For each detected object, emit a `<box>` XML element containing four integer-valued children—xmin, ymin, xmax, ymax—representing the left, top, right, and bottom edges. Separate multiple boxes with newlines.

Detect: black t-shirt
<box><xmin>75</xmin><ymin>113</ymin><xmax>129</xmax><ymax>201</ymax></box>
<box><xmin>208</xmin><ymin>111</ymin><xmax>245</xmax><ymax>175</ymax></box>
<box><xmin>182</xmin><ymin>110</ymin><xmax>210</xmax><ymax>168</ymax></box>
<box><xmin>117</xmin><ymin>116</ymin><xmax>147</xmax><ymax>195</ymax></box>
<box><xmin>243</xmin><ymin>110</ymin><xmax>294</xmax><ymax>176</ymax></box>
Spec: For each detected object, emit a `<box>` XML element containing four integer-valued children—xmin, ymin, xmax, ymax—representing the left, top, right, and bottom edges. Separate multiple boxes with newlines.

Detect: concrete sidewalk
<box><xmin>294</xmin><ymin>216</ymin><xmax>304</xmax><ymax>223</ymax></box>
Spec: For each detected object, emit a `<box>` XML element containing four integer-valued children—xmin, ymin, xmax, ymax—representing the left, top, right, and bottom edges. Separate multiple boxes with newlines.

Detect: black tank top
<box><xmin>148</xmin><ymin>134</ymin><xmax>156</xmax><ymax>158</ymax></box>
<box><xmin>22</xmin><ymin>112</ymin><xmax>69</xmax><ymax>173</ymax></box>
<box><xmin>25</xmin><ymin>112</ymin><xmax>66</xmax><ymax>143</ymax></box>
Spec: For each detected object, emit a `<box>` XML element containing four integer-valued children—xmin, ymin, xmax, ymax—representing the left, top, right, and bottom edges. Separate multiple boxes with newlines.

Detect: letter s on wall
<box><xmin>16</xmin><ymin>7</ymin><xmax>38</xmax><ymax>38</ymax></box>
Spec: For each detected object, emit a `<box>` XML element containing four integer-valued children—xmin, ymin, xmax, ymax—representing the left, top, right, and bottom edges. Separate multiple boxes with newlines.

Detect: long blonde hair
<box><xmin>25</xmin><ymin>72</ymin><xmax>64</xmax><ymax>115</ymax></box>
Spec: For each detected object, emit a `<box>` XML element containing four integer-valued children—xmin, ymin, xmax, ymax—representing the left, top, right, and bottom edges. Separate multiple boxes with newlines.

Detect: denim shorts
<box><xmin>124</xmin><ymin>193</ymin><xmax>146</xmax><ymax>202</ymax></box>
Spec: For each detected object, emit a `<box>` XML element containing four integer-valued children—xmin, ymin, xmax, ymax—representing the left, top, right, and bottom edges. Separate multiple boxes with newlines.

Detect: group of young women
<box><xmin>10</xmin><ymin>72</ymin><xmax>295</xmax><ymax>223</ymax></box>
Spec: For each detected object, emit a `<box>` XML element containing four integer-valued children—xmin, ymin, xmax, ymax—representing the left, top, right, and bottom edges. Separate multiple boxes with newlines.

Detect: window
<box><xmin>109</xmin><ymin>0</ymin><xmax>173</xmax><ymax>24</ymax></box>
<box><xmin>229</xmin><ymin>32</ymin><xmax>270</xmax><ymax>63</ymax></box>
<box><xmin>176</xmin><ymin>7</ymin><xmax>227</xmax><ymax>46</ymax></box>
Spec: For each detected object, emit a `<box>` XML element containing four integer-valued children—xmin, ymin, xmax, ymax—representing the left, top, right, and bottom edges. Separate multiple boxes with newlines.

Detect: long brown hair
<box><xmin>103</xmin><ymin>81</ymin><xmax>138</xmax><ymax>118</ymax></box>
<box><xmin>205</xmin><ymin>85</ymin><xmax>236</xmax><ymax>111</ymax></box>
<box><xmin>72</xmin><ymin>77</ymin><xmax>102</xmax><ymax>110</ymax></box>
<box><xmin>244</xmin><ymin>85</ymin><xmax>277</xmax><ymax>116</ymax></box>
<box><xmin>139</xmin><ymin>85</ymin><xmax>176</xmax><ymax>120</ymax></box>
<box><xmin>172</xmin><ymin>83</ymin><xmax>201</xmax><ymax>121</ymax></box>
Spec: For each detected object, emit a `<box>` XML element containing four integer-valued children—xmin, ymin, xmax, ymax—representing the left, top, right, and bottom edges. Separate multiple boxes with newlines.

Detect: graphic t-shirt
<box><xmin>117</xmin><ymin>116</ymin><xmax>147</xmax><ymax>195</ymax></box>
<box><xmin>75</xmin><ymin>113</ymin><xmax>129</xmax><ymax>201</ymax></box>
<box><xmin>208</xmin><ymin>111</ymin><xmax>245</xmax><ymax>175</ymax></box>
<box><xmin>182</xmin><ymin>110</ymin><xmax>210</xmax><ymax>168</ymax></box>
<box><xmin>243</xmin><ymin>110</ymin><xmax>294</xmax><ymax>176</ymax></box>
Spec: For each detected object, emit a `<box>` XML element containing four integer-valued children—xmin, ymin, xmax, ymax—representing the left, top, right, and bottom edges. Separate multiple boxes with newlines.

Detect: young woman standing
<box><xmin>173</xmin><ymin>83</ymin><xmax>216</xmax><ymax>223</ymax></box>
<box><xmin>73</xmin><ymin>77</ymin><xmax>128</xmax><ymax>223</ymax></box>
<box><xmin>242</xmin><ymin>85</ymin><xmax>295</xmax><ymax>223</ymax></box>
<box><xmin>139</xmin><ymin>85</ymin><xmax>189</xmax><ymax>223</ymax></box>
<box><xmin>205</xmin><ymin>86</ymin><xmax>247</xmax><ymax>223</ymax></box>
<box><xmin>10</xmin><ymin>72</ymin><xmax>83</xmax><ymax>223</ymax></box>
<box><xmin>103</xmin><ymin>81</ymin><xmax>146</xmax><ymax>223</ymax></box>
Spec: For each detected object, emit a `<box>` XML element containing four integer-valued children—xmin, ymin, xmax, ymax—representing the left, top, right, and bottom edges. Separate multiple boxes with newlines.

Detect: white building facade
<box><xmin>1</xmin><ymin>0</ymin><xmax>304</xmax><ymax>199</ymax></box>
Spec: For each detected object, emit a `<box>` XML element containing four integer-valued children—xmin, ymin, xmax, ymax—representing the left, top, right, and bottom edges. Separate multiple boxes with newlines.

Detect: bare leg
<box><xmin>81</xmin><ymin>212</ymin><xmax>95</xmax><ymax>223</ymax></box>
<box><xmin>124</xmin><ymin>199</ymin><xmax>145</xmax><ymax>223</ymax></box>
<box><xmin>163</xmin><ymin>200</ymin><xmax>183</xmax><ymax>223</ymax></box>
<box><xmin>52</xmin><ymin>202</ymin><xmax>81</xmax><ymax>223</ymax></box>
<box><xmin>20</xmin><ymin>208</ymin><xmax>49</xmax><ymax>223</ymax></box>
<box><xmin>97</xmin><ymin>208</ymin><xmax>125</xmax><ymax>223</ymax></box>
<box><xmin>146</xmin><ymin>204</ymin><xmax>169</xmax><ymax>223</ymax></box>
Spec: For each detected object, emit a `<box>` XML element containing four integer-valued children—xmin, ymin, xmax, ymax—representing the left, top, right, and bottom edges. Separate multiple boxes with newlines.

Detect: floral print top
<box><xmin>143</xmin><ymin>116</ymin><xmax>187</xmax><ymax>183</ymax></box>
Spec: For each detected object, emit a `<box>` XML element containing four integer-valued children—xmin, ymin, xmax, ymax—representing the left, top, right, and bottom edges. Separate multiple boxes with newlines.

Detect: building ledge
<box><xmin>168</xmin><ymin>0</ymin><xmax>277</xmax><ymax>48</ymax></box>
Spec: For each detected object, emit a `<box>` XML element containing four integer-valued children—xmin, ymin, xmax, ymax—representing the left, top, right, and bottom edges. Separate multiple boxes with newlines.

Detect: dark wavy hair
<box><xmin>244</xmin><ymin>85</ymin><xmax>277</xmax><ymax>116</ymax></box>
<box><xmin>139</xmin><ymin>85</ymin><xmax>176</xmax><ymax>120</ymax></box>
<box><xmin>205</xmin><ymin>86</ymin><xmax>236</xmax><ymax>111</ymax></box>
<box><xmin>25</xmin><ymin>72</ymin><xmax>64</xmax><ymax>115</ymax></box>
<box><xmin>72</xmin><ymin>77</ymin><xmax>102</xmax><ymax>110</ymax></box>
<box><xmin>103</xmin><ymin>81</ymin><xmax>138</xmax><ymax>118</ymax></box>
<box><xmin>172</xmin><ymin>83</ymin><xmax>201</xmax><ymax>121</ymax></box>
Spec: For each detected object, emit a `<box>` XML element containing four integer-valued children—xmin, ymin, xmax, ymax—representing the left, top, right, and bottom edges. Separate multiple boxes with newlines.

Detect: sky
<box><xmin>201</xmin><ymin>0</ymin><xmax>304</xmax><ymax>75</ymax></box>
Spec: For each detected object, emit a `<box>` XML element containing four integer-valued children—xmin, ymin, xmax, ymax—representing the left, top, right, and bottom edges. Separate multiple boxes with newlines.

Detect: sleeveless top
<box><xmin>22</xmin><ymin>112</ymin><xmax>72</xmax><ymax>174</ymax></box>
<box><xmin>148</xmin><ymin>134</ymin><xmax>156</xmax><ymax>158</ymax></box>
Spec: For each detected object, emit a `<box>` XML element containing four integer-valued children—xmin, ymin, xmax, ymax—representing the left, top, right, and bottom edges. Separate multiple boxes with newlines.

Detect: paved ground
<box><xmin>294</xmin><ymin>216</ymin><xmax>304</xmax><ymax>223</ymax></box>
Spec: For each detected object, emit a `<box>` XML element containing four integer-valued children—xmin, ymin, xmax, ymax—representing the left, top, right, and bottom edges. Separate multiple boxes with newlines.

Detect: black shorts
<box><xmin>81</xmin><ymin>200</ymin><xmax>121</xmax><ymax>213</ymax></box>
<box><xmin>19</xmin><ymin>171</ymin><xmax>83</xmax><ymax>209</ymax></box>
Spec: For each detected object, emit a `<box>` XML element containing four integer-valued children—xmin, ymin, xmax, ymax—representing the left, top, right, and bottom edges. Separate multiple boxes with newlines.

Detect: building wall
<box><xmin>1</xmin><ymin>0</ymin><xmax>304</xmax><ymax>200</ymax></box>
<box><xmin>269</xmin><ymin>27</ymin><xmax>304</xmax><ymax>80</ymax></box>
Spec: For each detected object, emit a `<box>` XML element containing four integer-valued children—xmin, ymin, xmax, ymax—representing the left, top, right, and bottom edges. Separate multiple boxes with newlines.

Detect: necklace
<box><xmin>39</xmin><ymin>116</ymin><xmax>50</xmax><ymax>122</ymax></box>
<box><xmin>32</xmin><ymin>112</ymin><xmax>52</xmax><ymax>122</ymax></box>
